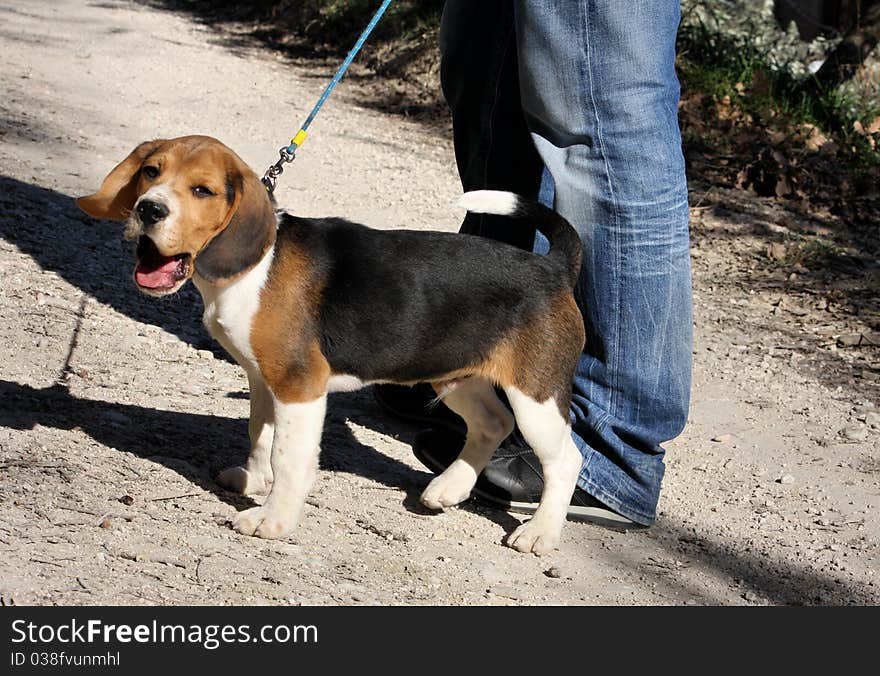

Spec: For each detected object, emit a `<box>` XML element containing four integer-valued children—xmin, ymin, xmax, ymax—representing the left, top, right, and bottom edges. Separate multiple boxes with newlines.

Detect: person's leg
<box><xmin>514</xmin><ymin>0</ymin><xmax>692</xmax><ymax>525</ymax></box>
<box><xmin>420</xmin><ymin>378</ymin><xmax>514</xmax><ymax>510</ymax></box>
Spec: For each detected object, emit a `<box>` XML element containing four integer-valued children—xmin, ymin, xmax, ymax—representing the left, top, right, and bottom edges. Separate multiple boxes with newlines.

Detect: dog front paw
<box><xmin>232</xmin><ymin>506</ymin><xmax>296</xmax><ymax>539</ymax></box>
<box><xmin>216</xmin><ymin>466</ymin><xmax>272</xmax><ymax>496</ymax></box>
<box><xmin>506</xmin><ymin>519</ymin><xmax>561</xmax><ymax>556</ymax></box>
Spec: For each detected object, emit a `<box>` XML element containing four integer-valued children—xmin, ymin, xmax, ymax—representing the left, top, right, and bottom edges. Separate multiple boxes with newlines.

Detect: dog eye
<box><xmin>192</xmin><ymin>186</ymin><xmax>215</xmax><ymax>198</ymax></box>
<box><xmin>142</xmin><ymin>165</ymin><xmax>159</xmax><ymax>179</ymax></box>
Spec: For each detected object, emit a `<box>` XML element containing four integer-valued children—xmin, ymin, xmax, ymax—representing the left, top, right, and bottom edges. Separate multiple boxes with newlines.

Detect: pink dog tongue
<box><xmin>136</xmin><ymin>257</ymin><xmax>180</xmax><ymax>289</ymax></box>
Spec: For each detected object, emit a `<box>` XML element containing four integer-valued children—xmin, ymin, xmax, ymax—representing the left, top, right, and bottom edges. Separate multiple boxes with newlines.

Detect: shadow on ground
<box><xmin>0</xmin><ymin>377</ymin><xmax>528</xmax><ymax>538</ymax></box>
<box><xmin>0</xmin><ymin>175</ymin><xmax>221</xmax><ymax>356</ymax></box>
<box><xmin>629</xmin><ymin>516</ymin><xmax>875</xmax><ymax>605</ymax></box>
<box><xmin>0</xmin><ymin>379</ymin><xmax>427</xmax><ymax>509</ymax></box>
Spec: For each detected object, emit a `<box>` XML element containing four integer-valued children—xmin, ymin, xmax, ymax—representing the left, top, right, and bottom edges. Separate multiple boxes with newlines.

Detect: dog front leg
<box><xmin>232</xmin><ymin>394</ymin><xmax>327</xmax><ymax>540</ymax></box>
<box><xmin>217</xmin><ymin>369</ymin><xmax>275</xmax><ymax>495</ymax></box>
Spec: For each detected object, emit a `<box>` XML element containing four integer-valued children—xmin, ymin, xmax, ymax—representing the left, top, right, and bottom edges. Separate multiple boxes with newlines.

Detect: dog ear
<box><xmin>76</xmin><ymin>140</ymin><xmax>166</xmax><ymax>221</ymax></box>
<box><xmin>193</xmin><ymin>158</ymin><xmax>276</xmax><ymax>283</ymax></box>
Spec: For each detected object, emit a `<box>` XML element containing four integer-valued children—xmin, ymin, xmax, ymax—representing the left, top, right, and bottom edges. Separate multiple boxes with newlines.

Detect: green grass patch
<box><xmin>677</xmin><ymin>23</ymin><xmax>880</xmax><ymax>164</ymax></box>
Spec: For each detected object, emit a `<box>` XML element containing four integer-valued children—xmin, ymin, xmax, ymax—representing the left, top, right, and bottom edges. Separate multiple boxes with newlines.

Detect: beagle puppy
<box><xmin>77</xmin><ymin>135</ymin><xmax>586</xmax><ymax>554</ymax></box>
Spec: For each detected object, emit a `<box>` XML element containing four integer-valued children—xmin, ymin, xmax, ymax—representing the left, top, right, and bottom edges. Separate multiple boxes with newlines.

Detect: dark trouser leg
<box><xmin>440</xmin><ymin>0</ymin><xmax>543</xmax><ymax>250</ymax></box>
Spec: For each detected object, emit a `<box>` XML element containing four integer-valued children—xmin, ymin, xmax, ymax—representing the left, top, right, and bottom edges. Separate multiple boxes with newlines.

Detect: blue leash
<box><xmin>262</xmin><ymin>0</ymin><xmax>394</xmax><ymax>192</ymax></box>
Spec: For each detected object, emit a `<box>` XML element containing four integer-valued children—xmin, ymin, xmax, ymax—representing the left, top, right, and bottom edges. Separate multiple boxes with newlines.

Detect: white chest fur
<box><xmin>193</xmin><ymin>247</ymin><xmax>274</xmax><ymax>371</ymax></box>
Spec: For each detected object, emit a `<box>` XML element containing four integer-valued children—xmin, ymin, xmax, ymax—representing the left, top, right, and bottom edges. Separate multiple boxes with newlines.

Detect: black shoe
<box><xmin>413</xmin><ymin>428</ymin><xmax>639</xmax><ymax>528</ymax></box>
<box><xmin>373</xmin><ymin>383</ymin><xmax>467</xmax><ymax>434</ymax></box>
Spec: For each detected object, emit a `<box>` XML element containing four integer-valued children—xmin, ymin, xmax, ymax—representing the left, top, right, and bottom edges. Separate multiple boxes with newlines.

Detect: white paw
<box><xmin>216</xmin><ymin>466</ymin><xmax>272</xmax><ymax>496</ymax></box>
<box><xmin>232</xmin><ymin>506</ymin><xmax>296</xmax><ymax>539</ymax></box>
<box><xmin>420</xmin><ymin>461</ymin><xmax>476</xmax><ymax>510</ymax></box>
<box><xmin>506</xmin><ymin>519</ymin><xmax>562</xmax><ymax>555</ymax></box>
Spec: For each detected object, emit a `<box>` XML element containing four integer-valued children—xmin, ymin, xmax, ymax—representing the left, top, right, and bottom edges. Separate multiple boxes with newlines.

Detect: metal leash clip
<box><xmin>261</xmin><ymin>146</ymin><xmax>297</xmax><ymax>193</ymax></box>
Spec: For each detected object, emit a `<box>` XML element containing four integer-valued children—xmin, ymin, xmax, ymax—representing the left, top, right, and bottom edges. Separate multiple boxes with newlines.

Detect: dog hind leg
<box><xmin>420</xmin><ymin>377</ymin><xmax>514</xmax><ymax>510</ymax></box>
<box><xmin>502</xmin><ymin>386</ymin><xmax>582</xmax><ymax>555</ymax></box>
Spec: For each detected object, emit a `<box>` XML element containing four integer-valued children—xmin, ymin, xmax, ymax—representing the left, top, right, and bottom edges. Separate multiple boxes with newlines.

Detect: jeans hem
<box><xmin>572</xmin><ymin>435</ymin><xmax>657</xmax><ymax>527</ymax></box>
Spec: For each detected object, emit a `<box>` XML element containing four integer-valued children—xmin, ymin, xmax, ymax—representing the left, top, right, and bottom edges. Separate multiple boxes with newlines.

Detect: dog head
<box><xmin>77</xmin><ymin>135</ymin><xmax>276</xmax><ymax>296</ymax></box>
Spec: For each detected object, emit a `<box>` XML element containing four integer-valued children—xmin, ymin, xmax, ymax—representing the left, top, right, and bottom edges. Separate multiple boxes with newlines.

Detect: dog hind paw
<box><xmin>420</xmin><ymin>463</ymin><xmax>475</xmax><ymax>510</ymax></box>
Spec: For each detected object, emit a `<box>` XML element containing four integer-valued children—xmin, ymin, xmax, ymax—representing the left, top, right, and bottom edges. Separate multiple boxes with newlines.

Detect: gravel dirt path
<box><xmin>1</xmin><ymin>0</ymin><xmax>877</xmax><ymax>606</ymax></box>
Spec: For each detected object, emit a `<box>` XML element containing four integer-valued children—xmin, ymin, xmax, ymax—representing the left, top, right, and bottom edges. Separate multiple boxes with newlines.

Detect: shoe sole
<box><xmin>473</xmin><ymin>487</ymin><xmax>640</xmax><ymax>528</ymax></box>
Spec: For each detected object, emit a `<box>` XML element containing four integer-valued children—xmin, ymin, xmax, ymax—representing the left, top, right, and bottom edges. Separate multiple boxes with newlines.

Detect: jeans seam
<box><xmin>582</xmin><ymin>0</ymin><xmax>622</xmax><ymax>419</ymax></box>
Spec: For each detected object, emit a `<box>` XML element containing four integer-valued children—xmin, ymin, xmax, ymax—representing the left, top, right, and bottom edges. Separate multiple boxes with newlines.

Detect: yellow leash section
<box><xmin>290</xmin><ymin>129</ymin><xmax>308</xmax><ymax>150</ymax></box>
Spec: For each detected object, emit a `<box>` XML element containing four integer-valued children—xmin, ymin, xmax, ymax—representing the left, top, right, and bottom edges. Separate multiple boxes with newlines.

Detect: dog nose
<box><xmin>136</xmin><ymin>199</ymin><xmax>169</xmax><ymax>226</ymax></box>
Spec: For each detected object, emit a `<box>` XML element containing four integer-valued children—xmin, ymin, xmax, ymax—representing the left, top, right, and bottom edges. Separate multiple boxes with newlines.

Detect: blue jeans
<box><xmin>441</xmin><ymin>0</ymin><xmax>692</xmax><ymax>525</ymax></box>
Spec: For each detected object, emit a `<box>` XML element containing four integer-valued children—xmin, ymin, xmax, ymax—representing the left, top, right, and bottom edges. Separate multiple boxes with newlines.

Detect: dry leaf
<box><xmin>767</xmin><ymin>243</ymin><xmax>787</xmax><ymax>260</ymax></box>
<box><xmin>775</xmin><ymin>176</ymin><xmax>793</xmax><ymax>197</ymax></box>
<box><xmin>802</xmin><ymin>124</ymin><xmax>829</xmax><ymax>151</ymax></box>
<box><xmin>769</xmin><ymin>130</ymin><xmax>787</xmax><ymax>145</ymax></box>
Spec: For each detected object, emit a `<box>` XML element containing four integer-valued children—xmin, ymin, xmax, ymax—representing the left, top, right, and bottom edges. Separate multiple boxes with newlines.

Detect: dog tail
<box><xmin>457</xmin><ymin>190</ymin><xmax>581</xmax><ymax>287</ymax></box>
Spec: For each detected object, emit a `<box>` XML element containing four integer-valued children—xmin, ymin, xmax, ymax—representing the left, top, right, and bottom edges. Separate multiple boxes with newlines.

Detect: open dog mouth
<box><xmin>134</xmin><ymin>236</ymin><xmax>191</xmax><ymax>291</ymax></box>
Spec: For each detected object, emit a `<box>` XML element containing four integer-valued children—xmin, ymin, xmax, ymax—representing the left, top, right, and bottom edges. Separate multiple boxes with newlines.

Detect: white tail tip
<box><xmin>456</xmin><ymin>190</ymin><xmax>520</xmax><ymax>216</ymax></box>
